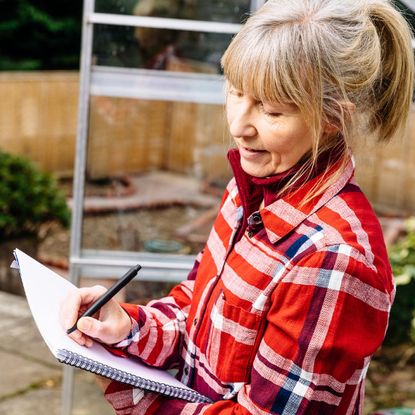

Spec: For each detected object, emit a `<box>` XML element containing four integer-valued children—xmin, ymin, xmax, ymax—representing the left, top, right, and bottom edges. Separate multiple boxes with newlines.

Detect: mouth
<box><xmin>241</xmin><ymin>146</ymin><xmax>266</xmax><ymax>153</ymax></box>
<box><xmin>238</xmin><ymin>145</ymin><xmax>268</xmax><ymax>160</ymax></box>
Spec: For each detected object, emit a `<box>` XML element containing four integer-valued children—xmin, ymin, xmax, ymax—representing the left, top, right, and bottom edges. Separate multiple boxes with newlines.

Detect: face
<box><xmin>226</xmin><ymin>84</ymin><xmax>314</xmax><ymax>178</ymax></box>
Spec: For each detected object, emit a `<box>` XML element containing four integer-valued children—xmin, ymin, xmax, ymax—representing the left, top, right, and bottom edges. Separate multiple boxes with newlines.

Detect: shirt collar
<box><xmin>262</xmin><ymin>156</ymin><xmax>354</xmax><ymax>243</ymax></box>
<box><xmin>228</xmin><ymin>148</ymin><xmax>355</xmax><ymax>244</ymax></box>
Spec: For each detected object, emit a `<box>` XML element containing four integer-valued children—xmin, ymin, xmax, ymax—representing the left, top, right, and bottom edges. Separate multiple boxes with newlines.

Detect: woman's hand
<box><xmin>60</xmin><ymin>285</ymin><xmax>132</xmax><ymax>347</ymax></box>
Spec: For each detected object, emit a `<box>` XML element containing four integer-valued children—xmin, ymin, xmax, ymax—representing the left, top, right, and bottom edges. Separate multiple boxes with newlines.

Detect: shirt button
<box><xmin>184</xmin><ymin>367</ymin><xmax>189</xmax><ymax>375</ymax></box>
<box><xmin>252</xmin><ymin>212</ymin><xmax>261</xmax><ymax>223</ymax></box>
<box><xmin>248</xmin><ymin>231</ymin><xmax>254</xmax><ymax>238</ymax></box>
<box><xmin>193</xmin><ymin>318</ymin><xmax>198</xmax><ymax>326</ymax></box>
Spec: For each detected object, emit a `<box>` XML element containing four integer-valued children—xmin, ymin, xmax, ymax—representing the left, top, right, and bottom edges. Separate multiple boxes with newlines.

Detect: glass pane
<box><xmin>93</xmin><ymin>25</ymin><xmax>233</xmax><ymax>73</ymax></box>
<box><xmin>81</xmin><ymin>96</ymin><xmax>233</xmax><ymax>256</ymax></box>
<box><xmin>95</xmin><ymin>0</ymin><xmax>251</xmax><ymax>24</ymax></box>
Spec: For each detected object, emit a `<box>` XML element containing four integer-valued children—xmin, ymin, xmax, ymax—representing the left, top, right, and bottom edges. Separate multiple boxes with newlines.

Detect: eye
<box><xmin>228</xmin><ymin>88</ymin><xmax>244</xmax><ymax>98</ymax></box>
<box><xmin>258</xmin><ymin>102</ymin><xmax>282</xmax><ymax>118</ymax></box>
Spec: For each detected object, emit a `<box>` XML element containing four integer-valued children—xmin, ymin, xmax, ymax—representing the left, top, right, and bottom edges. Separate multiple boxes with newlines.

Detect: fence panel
<box><xmin>0</xmin><ymin>71</ymin><xmax>414</xmax><ymax>214</ymax></box>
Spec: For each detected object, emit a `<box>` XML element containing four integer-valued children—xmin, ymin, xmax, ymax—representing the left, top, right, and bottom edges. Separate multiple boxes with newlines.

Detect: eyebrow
<box><xmin>226</xmin><ymin>82</ymin><xmax>298</xmax><ymax>111</ymax></box>
<box><xmin>262</xmin><ymin>101</ymin><xmax>298</xmax><ymax>112</ymax></box>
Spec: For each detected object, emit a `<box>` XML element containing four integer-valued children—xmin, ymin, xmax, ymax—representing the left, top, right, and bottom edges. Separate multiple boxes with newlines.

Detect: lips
<box><xmin>243</xmin><ymin>147</ymin><xmax>265</xmax><ymax>152</ymax></box>
<box><xmin>239</xmin><ymin>145</ymin><xmax>267</xmax><ymax>159</ymax></box>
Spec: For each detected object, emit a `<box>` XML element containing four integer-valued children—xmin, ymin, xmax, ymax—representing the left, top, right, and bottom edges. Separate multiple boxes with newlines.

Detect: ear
<box><xmin>323</xmin><ymin>101</ymin><xmax>356</xmax><ymax>135</ymax></box>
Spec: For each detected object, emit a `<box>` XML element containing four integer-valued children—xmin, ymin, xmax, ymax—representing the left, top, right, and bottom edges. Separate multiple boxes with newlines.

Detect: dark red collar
<box><xmin>227</xmin><ymin>147</ymin><xmax>342</xmax><ymax>241</ymax></box>
<box><xmin>227</xmin><ymin>149</ymin><xmax>301</xmax><ymax>212</ymax></box>
<box><xmin>227</xmin><ymin>149</ymin><xmax>300</xmax><ymax>241</ymax></box>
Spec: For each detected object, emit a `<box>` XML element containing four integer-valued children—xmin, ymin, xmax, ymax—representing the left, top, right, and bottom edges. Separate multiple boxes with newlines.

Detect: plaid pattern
<box><xmin>105</xmin><ymin>155</ymin><xmax>394</xmax><ymax>414</ymax></box>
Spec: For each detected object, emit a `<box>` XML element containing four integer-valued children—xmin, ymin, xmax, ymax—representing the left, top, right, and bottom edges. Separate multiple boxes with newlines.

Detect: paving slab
<box><xmin>0</xmin><ymin>299</ymin><xmax>59</xmax><ymax>367</ymax></box>
<box><xmin>70</xmin><ymin>171</ymin><xmax>220</xmax><ymax>213</ymax></box>
<box><xmin>0</xmin><ymin>291</ymin><xmax>113</xmax><ymax>414</ymax></box>
<box><xmin>0</xmin><ymin>349</ymin><xmax>60</xmax><ymax>398</ymax></box>
<box><xmin>0</xmin><ymin>291</ymin><xmax>32</xmax><ymax>331</ymax></box>
<box><xmin>0</xmin><ymin>318</ymin><xmax>59</xmax><ymax>367</ymax></box>
<box><xmin>0</xmin><ymin>371</ymin><xmax>113</xmax><ymax>415</ymax></box>
<box><xmin>0</xmin><ymin>384</ymin><xmax>61</xmax><ymax>415</ymax></box>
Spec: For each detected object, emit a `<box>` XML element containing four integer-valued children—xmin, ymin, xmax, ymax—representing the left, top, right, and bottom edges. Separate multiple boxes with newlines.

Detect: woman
<box><xmin>61</xmin><ymin>0</ymin><xmax>414</xmax><ymax>413</ymax></box>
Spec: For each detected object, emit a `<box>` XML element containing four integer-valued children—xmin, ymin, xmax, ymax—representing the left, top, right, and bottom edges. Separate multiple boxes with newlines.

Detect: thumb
<box><xmin>77</xmin><ymin>316</ymin><xmax>103</xmax><ymax>339</ymax></box>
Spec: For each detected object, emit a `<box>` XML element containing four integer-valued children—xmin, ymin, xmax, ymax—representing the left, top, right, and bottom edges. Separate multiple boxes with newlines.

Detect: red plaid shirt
<box><xmin>105</xmin><ymin>153</ymin><xmax>394</xmax><ymax>415</ymax></box>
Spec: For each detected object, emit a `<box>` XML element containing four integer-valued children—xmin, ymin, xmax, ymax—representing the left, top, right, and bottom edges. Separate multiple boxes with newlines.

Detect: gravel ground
<box><xmin>39</xmin><ymin>206</ymin><xmax>211</xmax><ymax>261</ymax></box>
<box><xmin>38</xmin><ymin>204</ymin><xmax>212</xmax><ymax>303</ymax></box>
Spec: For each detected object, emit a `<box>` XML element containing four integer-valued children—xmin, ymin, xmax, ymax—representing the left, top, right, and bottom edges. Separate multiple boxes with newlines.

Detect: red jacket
<box><xmin>105</xmin><ymin>152</ymin><xmax>394</xmax><ymax>414</ymax></box>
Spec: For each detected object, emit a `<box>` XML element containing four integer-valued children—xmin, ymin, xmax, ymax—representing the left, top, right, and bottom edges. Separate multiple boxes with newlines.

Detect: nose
<box><xmin>228</xmin><ymin>99</ymin><xmax>257</xmax><ymax>138</ymax></box>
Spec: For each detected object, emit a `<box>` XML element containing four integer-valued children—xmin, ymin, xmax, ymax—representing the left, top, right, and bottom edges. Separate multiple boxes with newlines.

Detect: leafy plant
<box><xmin>0</xmin><ymin>151</ymin><xmax>70</xmax><ymax>239</ymax></box>
<box><xmin>385</xmin><ymin>217</ymin><xmax>415</xmax><ymax>345</ymax></box>
<box><xmin>0</xmin><ymin>0</ymin><xmax>82</xmax><ymax>70</ymax></box>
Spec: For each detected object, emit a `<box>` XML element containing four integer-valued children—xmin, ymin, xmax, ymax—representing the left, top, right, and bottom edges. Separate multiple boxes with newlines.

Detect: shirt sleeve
<box><xmin>104</xmin><ymin>244</ymin><xmax>393</xmax><ymax>415</ymax></box>
<box><xmin>111</xmin><ymin>250</ymin><xmax>203</xmax><ymax>369</ymax></box>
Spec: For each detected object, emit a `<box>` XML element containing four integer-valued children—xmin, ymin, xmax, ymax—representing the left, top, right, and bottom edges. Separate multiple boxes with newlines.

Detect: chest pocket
<box><xmin>204</xmin><ymin>291</ymin><xmax>263</xmax><ymax>383</ymax></box>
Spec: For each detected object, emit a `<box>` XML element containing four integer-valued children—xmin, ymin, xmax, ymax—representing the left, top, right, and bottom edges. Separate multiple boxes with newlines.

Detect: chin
<box><xmin>240</xmin><ymin>163</ymin><xmax>270</xmax><ymax>178</ymax></box>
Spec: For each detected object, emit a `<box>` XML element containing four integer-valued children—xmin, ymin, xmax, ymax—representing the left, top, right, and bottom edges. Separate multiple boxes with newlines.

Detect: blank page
<box><xmin>14</xmin><ymin>249</ymin><xmax>195</xmax><ymax>391</ymax></box>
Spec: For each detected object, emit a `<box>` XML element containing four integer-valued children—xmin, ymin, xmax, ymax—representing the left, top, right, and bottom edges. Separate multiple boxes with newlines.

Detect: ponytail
<box><xmin>368</xmin><ymin>0</ymin><xmax>414</xmax><ymax>142</ymax></box>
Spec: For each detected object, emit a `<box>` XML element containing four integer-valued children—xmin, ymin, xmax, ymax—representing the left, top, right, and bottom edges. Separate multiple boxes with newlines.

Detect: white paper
<box><xmin>14</xmin><ymin>249</ymin><xmax>195</xmax><ymax>392</ymax></box>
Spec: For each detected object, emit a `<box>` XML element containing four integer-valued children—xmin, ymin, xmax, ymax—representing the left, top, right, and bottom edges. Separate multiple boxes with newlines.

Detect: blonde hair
<box><xmin>221</xmin><ymin>0</ymin><xmax>414</xmax><ymax>203</ymax></box>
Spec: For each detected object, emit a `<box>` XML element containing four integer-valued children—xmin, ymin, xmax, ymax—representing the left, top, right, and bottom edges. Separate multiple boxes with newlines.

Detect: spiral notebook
<box><xmin>12</xmin><ymin>249</ymin><xmax>211</xmax><ymax>404</ymax></box>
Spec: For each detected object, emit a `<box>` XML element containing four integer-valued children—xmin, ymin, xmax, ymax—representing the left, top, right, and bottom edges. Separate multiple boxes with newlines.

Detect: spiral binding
<box><xmin>56</xmin><ymin>349</ymin><xmax>211</xmax><ymax>404</ymax></box>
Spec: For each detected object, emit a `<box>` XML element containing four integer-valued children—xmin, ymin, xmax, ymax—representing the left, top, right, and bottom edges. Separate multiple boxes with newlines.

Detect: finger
<box><xmin>59</xmin><ymin>288</ymin><xmax>82</xmax><ymax>331</ymax></box>
<box><xmin>77</xmin><ymin>316</ymin><xmax>106</xmax><ymax>340</ymax></box>
<box><xmin>67</xmin><ymin>327</ymin><xmax>91</xmax><ymax>346</ymax></box>
<box><xmin>77</xmin><ymin>285</ymin><xmax>108</xmax><ymax>306</ymax></box>
<box><xmin>78</xmin><ymin>315</ymin><xmax>124</xmax><ymax>345</ymax></box>
<box><xmin>60</xmin><ymin>285</ymin><xmax>107</xmax><ymax>332</ymax></box>
<box><xmin>85</xmin><ymin>337</ymin><xmax>94</xmax><ymax>348</ymax></box>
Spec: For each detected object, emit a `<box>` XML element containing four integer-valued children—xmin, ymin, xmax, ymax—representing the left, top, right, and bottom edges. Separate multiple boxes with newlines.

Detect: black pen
<box><xmin>66</xmin><ymin>264</ymin><xmax>141</xmax><ymax>335</ymax></box>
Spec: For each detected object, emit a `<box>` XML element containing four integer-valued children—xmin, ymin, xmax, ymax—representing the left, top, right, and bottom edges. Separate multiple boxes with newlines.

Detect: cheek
<box><xmin>226</xmin><ymin>108</ymin><xmax>232</xmax><ymax>125</ymax></box>
<box><xmin>225</xmin><ymin>101</ymin><xmax>238</xmax><ymax>126</ymax></box>
<box><xmin>261</xmin><ymin>125</ymin><xmax>294</xmax><ymax>151</ymax></box>
<box><xmin>263</xmin><ymin>123</ymin><xmax>313</xmax><ymax>155</ymax></box>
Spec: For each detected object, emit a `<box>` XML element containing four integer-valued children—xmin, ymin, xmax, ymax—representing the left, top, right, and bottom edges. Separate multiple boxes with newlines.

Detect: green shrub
<box><xmin>0</xmin><ymin>151</ymin><xmax>70</xmax><ymax>239</ymax></box>
<box><xmin>0</xmin><ymin>1</ymin><xmax>82</xmax><ymax>70</ymax></box>
<box><xmin>385</xmin><ymin>217</ymin><xmax>415</xmax><ymax>345</ymax></box>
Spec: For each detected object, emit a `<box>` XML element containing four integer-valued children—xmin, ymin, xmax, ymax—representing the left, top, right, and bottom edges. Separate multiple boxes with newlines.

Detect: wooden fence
<box><xmin>0</xmin><ymin>71</ymin><xmax>78</xmax><ymax>177</ymax></box>
<box><xmin>0</xmin><ymin>71</ymin><xmax>414</xmax><ymax>214</ymax></box>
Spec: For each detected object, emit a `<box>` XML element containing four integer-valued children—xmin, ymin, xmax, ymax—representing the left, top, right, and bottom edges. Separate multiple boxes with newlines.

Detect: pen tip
<box><xmin>67</xmin><ymin>325</ymin><xmax>77</xmax><ymax>335</ymax></box>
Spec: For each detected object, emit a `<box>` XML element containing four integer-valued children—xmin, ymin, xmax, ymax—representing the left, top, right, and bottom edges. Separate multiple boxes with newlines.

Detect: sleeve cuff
<box><xmin>112</xmin><ymin>317</ymin><xmax>140</xmax><ymax>349</ymax></box>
